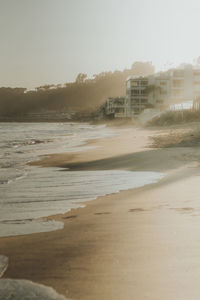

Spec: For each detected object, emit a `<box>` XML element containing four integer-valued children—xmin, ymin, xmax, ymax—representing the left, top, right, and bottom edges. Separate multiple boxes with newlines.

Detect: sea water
<box><xmin>0</xmin><ymin>122</ymin><xmax>163</xmax><ymax>237</ymax></box>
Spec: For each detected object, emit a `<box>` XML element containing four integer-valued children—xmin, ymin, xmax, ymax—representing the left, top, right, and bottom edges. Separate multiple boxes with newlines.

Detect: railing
<box><xmin>169</xmin><ymin>101</ymin><xmax>193</xmax><ymax>111</ymax></box>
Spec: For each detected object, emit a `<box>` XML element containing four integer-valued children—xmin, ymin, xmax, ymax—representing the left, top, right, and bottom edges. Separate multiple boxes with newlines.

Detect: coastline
<box><xmin>1</xmin><ymin>124</ymin><xmax>200</xmax><ymax>299</ymax></box>
<box><xmin>29</xmin><ymin>124</ymin><xmax>200</xmax><ymax>172</ymax></box>
<box><xmin>29</xmin><ymin>126</ymin><xmax>152</xmax><ymax>168</ymax></box>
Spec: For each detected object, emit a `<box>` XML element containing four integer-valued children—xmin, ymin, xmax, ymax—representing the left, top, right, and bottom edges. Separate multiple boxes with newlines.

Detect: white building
<box><xmin>125</xmin><ymin>64</ymin><xmax>200</xmax><ymax>117</ymax></box>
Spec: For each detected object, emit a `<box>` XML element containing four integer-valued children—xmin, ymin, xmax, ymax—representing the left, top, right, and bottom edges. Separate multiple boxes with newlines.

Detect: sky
<box><xmin>0</xmin><ymin>0</ymin><xmax>200</xmax><ymax>88</ymax></box>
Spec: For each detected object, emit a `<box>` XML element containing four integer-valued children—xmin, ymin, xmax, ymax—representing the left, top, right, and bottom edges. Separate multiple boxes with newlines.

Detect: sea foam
<box><xmin>0</xmin><ymin>255</ymin><xmax>8</xmax><ymax>278</ymax></box>
<box><xmin>0</xmin><ymin>279</ymin><xmax>69</xmax><ymax>300</ymax></box>
<box><xmin>0</xmin><ymin>122</ymin><xmax>164</xmax><ymax>238</ymax></box>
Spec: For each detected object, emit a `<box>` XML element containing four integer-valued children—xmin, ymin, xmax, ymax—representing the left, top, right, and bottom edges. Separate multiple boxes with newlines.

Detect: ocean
<box><xmin>0</xmin><ymin>122</ymin><xmax>163</xmax><ymax>237</ymax></box>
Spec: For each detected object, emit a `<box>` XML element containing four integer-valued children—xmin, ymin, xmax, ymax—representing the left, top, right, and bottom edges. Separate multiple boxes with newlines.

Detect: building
<box><xmin>125</xmin><ymin>64</ymin><xmax>200</xmax><ymax>117</ymax></box>
<box><xmin>105</xmin><ymin>97</ymin><xmax>125</xmax><ymax>118</ymax></box>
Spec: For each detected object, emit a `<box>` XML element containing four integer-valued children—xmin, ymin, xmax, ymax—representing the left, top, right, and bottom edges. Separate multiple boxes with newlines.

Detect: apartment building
<box><xmin>125</xmin><ymin>64</ymin><xmax>200</xmax><ymax>117</ymax></box>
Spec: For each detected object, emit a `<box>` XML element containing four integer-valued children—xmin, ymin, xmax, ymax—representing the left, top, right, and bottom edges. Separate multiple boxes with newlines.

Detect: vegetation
<box><xmin>0</xmin><ymin>62</ymin><xmax>154</xmax><ymax>119</ymax></box>
<box><xmin>148</xmin><ymin>109</ymin><xmax>200</xmax><ymax>126</ymax></box>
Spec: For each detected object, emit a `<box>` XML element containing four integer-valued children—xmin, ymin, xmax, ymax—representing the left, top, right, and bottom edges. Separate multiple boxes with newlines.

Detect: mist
<box><xmin>0</xmin><ymin>62</ymin><xmax>154</xmax><ymax>119</ymax></box>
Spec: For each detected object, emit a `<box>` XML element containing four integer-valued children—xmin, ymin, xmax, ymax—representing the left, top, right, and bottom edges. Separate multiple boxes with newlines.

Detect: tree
<box><xmin>131</xmin><ymin>62</ymin><xmax>155</xmax><ymax>76</ymax></box>
<box><xmin>75</xmin><ymin>73</ymin><xmax>87</xmax><ymax>84</ymax></box>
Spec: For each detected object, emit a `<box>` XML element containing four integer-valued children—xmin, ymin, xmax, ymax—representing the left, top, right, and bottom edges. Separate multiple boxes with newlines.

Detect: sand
<box><xmin>1</xmin><ymin>124</ymin><xmax>200</xmax><ymax>299</ymax></box>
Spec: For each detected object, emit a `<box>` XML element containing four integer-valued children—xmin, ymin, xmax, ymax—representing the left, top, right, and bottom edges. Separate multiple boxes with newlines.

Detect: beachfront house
<box><xmin>103</xmin><ymin>64</ymin><xmax>200</xmax><ymax>119</ymax></box>
<box><xmin>125</xmin><ymin>64</ymin><xmax>200</xmax><ymax>117</ymax></box>
<box><xmin>105</xmin><ymin>97</ymin><xmax>126</xmax><ymax>118</ymax></box>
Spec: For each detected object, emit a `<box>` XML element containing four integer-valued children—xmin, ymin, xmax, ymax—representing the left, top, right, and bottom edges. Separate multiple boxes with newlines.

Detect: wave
<box><xmin>0</xmin><ymin>219</ymin><xmax>64</xmax><ymax>237</ymax></box>
<box><xmin>0</xmin><ymin>279</ymin><xmax>69</xmax><ymax>300</ymax></box>
<box><xmin>0</xmin><ymin>255</ymin><xmax>8</xmax><ymax>278</ymax></box>
<box><xmin>0</xmin><ymin>123</ymin><xmax>164</xmax><ymax>238</ymax></box>
<box><xmin>0</xmin><ymin>172</ymin><xmax>27</xmax><ymax>185</ymax></box>
<box><xmin>0</xmin><ymin>254</ymin><xmax>69</xmax><ymax>299</ymax></box>
<box><xmin>10</xmin><ymin>139</ymin><xmax>51</xmax><ymax>148</ymax></box>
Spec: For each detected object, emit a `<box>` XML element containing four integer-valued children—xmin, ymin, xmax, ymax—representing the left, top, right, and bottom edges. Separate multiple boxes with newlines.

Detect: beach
<box><xmin>1</xmin><ymin>123</ymin><xmax>200</xmax><ymax>299</ymax></box>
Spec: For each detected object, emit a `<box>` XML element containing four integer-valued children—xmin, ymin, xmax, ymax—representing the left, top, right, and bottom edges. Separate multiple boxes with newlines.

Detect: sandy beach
<box><xmin>1</xmin><ymin>123</ymin><xmax>200</xmax><ymax>299</ymax></box>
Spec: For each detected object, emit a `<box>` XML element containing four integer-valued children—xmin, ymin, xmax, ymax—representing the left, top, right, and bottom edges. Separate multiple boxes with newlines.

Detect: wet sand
<box><xmin>1</xmin><ymin>125</ymin><xmax>200</xmax><ymax>299</ymax></box>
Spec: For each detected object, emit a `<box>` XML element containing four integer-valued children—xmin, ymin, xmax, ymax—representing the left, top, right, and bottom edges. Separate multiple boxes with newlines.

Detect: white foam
<box><xmin>0</xmin><ymin>170</ymin><xmax>164</xmax><ymax>237</ymax></box>
<box><xmin>0</xmin><ymin>123</ymin><xmax>164</xmax><ymax>238</ymax></box>
<box><xmin>0</xmin><ymin>169</ymin><xmax>164</xmax><ymax>237</ymax></box>
<box><xmin>0</xmin><ymin>219</ymin><xmax>64</xmax><ymax>238</ymax></box>
<box><xmin>0</xmin><ymin>279</ymin><xmax>69</xmax><ymax>300</ymax></box>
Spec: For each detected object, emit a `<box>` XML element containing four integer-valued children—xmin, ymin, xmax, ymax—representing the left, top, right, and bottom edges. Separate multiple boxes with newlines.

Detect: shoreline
<box><xmin>29</xmin><ymin>126</ymin><xmax>152</xmax><ymax>168</ymax></box>
<box><xmin>1</xmin><ymin>124</ymin><xmax>200</xmax><ymax>299</ymax></box>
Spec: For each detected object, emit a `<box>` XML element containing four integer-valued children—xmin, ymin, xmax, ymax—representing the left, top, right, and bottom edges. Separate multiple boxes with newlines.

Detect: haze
<box><xmin>0</xmin><ymin>0</ymin><xmax>200</xmax><ymax>88</ymax></box>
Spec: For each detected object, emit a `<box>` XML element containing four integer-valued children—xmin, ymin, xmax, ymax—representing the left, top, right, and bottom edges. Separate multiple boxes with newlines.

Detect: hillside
<box><xmin>0</xmin><ymin>62</ymin><xmax>154</xmax><ymax>120</ymax></box>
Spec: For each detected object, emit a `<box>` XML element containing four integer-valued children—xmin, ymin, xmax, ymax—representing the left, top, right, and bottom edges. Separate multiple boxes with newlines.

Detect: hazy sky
<box><xmin>1</xmin><ymin>0</ymin><xmax>200</xmax><ymax>88</ymax></box>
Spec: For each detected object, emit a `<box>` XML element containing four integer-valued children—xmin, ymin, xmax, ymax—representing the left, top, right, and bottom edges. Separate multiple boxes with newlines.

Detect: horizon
<box><xmin>2</xmin><ymin>61</ymin><xmax>199</xmax><ymax>91</ymax></box>
<box><xmin>1</xmin><ymin>0</ymin><xmax>200</xmax><ymax>88</ymax></box>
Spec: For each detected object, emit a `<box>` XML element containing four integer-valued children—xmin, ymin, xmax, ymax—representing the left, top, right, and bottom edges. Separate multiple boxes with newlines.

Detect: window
<box><xmin>131</xmin><ymin>81</ymin><xmax>139</xmax><ymax>87</ymax></box>
<box><xmin>141</xmin><ymin>89</ymin><xmax>147</xmax><ymax>95</ymax></box>
<box><xmin>141</xmin><ymin>81</ymin><xmax>148</xmax><ymax>86</ymax></box>
<box><xmin>132</xmin><ymin>99</ymin><xmax>140</xmax><ymax>104</ymax></box>
<box><xmin>141</xmin><ymin>98</ymin><xmax>148</xmax><ymax>104</ymax></box>
<box><xmin>173</xmin><ymin>89</ymin><xmax>182</xmax><ymax>96</ymax></box>
<box><xmin>173</xmin><ymin>80</ymin><xmax>184</xmax><ymax>88</ymax></box>
<box><xmin>115</xmin><ymin>108</ymin><xmax>124</xmax><ymax>113</ymax></box>
<box><xmin>156</xmin><ymin>100</ymin><xmax>163</xmax><ymax>104</ymax></box>
<box><xmin>160</xmin><ymin>81</ymin><xmax>167</xmax><ymax>86</ymax></box>
<box><xmin>131</xmin><ymin>89</ymin><xmax>140</xmax><ymax>95</ymax></box>
<box><xmin>160</xmin><ymin>90</ymin><xmax>167</xmax><ymax>95</ymax></box>
<box><xmin>194</xmin><ymin>71</ymin><xmax>200</xmax><ymax>76</ymax></box>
